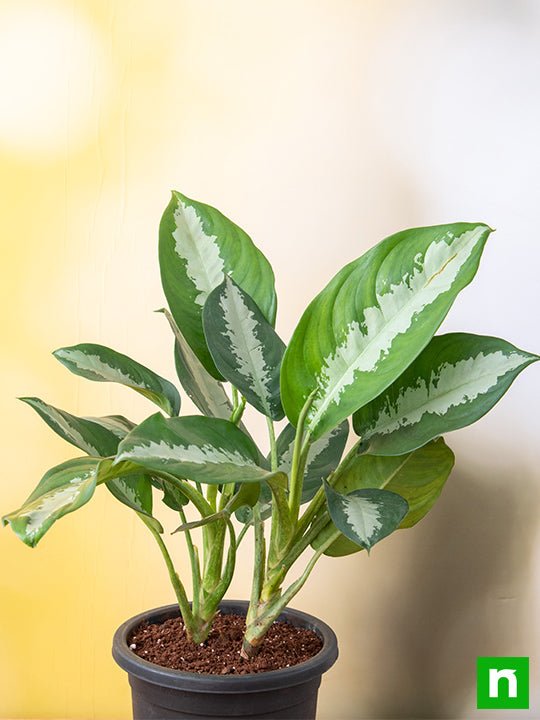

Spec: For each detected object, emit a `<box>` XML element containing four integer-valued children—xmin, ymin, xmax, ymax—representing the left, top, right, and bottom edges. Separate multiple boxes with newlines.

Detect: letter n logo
<box><xmin>477</xmin><ymin>657</ymin><xmax>529</xmax><ymax>709</ymax></box>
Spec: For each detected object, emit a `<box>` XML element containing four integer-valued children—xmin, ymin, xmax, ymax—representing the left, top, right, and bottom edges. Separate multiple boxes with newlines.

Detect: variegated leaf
<box><xmin>87</xmin><ymin>414</ymin><xmax>135</xmax><ymax>437</ymax></box>
<box><xmin>281</xmin><ymin>223</ymin><xmax>492</xmax><ymax>440</ymax></box>
<box><xmin>2</xmin><ymin>458</ymin><xmax>99</xmax><ymax>547</ymax></box>
<box><xmin>53</xmin><ymin>343</ymin><xmax>180</xmax><ymax>416</ymax></box>
<box><xmin>314</xmin><ymin>438</ymin><xmax>454</xmax><ymax>556</ymax></box>
<box><xmin>353</xmin><ymin>333</ymin><xmax>539</xmax><ymax>455</ymax></box>
<box><xmin>115</xmin><ymin>413</ymin><xmax>271</xmax><ymax>484</ymax></box>
<box><xmin>203</xmin><ymin>277</ymin><xmax>286</xmax><ymax>419</ymax></box>
<box><xmin>275</xmin><ymin>420</ymin><xmax>349</xmax><ymax>503</ymax></box>
<box><xmin>323</xmin><ymin>482</ymin><xmax>408</xmax><ymax>552</ymax></box>
<box><xmin>159</xmin><ymin>191</ymin><xmax>277</xmax><ymax>378</ymax></box>
<box><xmin>106</xmin><ymin>472</ymin><xmax>162</xmax><ymax>533</ymax></box>
<box><xmin>19</xmin><ymin>396</ymin><xmax>120</xmax><ymax>456</ymax></box>
<box><xmin>158</xmin><ymin>307</ymin><xmax>232</xmax><ymax>419</ymax></box>
<box><xmin>20</xmin><ymin>397</ymin><xmax>159</xmax><ymax>528</ymax></box>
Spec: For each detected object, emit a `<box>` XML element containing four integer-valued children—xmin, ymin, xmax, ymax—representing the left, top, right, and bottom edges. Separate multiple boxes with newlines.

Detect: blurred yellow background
<box><xmin>1</xmin><ymin>1</ymin><xmax>540</xmax><ymax>718</ymax></box>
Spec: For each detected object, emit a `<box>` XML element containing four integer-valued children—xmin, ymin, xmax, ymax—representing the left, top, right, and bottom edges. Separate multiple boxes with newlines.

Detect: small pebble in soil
<box><xmin>128</xmin><ymin>613</ymin><xmax>322</xmax><ymax>675</ymax></box>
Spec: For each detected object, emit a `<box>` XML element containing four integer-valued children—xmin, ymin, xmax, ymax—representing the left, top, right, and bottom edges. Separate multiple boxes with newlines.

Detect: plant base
<box><xmin>113</xmin><ymin>600</ymin><xmax>338</xmax><ymax>720</ymax></box>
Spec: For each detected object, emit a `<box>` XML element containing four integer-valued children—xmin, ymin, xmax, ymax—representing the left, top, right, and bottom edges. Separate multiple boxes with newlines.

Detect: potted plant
<box><xmin>4</xmin><ymin>192</ymin><xmax>538</xmax><ymax>719</ymax></box>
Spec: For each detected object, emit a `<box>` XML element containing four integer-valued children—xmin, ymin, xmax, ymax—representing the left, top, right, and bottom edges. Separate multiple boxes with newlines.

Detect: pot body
<box><xmin>112</xmin><ymin>601</ymin><xmax>338</xmax><ymax>720</ymax></box>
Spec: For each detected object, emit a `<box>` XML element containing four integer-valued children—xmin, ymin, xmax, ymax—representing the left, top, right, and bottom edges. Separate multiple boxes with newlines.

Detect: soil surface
<box><xmin>128</xmin><ymin>613</ymin><xmax>323</xmax><ymax>674</ymax></box>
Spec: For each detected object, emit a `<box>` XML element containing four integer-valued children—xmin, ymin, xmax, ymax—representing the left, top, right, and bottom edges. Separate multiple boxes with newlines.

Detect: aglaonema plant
<box><xmin>4</xmin><ymin>192</ymin><xmax>538</xmax><ymax>659</ymax></box>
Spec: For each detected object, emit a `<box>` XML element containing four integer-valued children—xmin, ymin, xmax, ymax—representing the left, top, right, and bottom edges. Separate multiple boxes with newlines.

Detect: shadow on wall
<box><xmin>360</xmin><ymin>465</ymin><xmax>539</xmax><ymax>720</ymax></box>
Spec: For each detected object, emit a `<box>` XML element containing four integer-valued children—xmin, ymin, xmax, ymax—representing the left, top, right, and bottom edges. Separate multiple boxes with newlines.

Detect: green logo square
<box><xmin>477</xmin><ymin>657</ymin><xmax>529</xmax><ymax>709</ymax></box>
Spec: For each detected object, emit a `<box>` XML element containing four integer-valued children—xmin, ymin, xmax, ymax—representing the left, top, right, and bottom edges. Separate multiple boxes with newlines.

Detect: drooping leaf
<box><xmin>353</xmin><ymin>333</ymin><xmax>539</xmax><ymax>455</ymax></box>
<box><xmin>20</xmin><ymin>397</ymin><xmax>160</xmax><ymax>527</ymax></box>
<box><xmin>53</xmin><ymin>343</ymin><xmax>180</xmax><ymax>416</ymax></box>
<box><xmin>323</xmin><ymin>482</ymin><xmax>408</xmax><ymax>552</ymax></box>
<box><xmin>281</xmin><ymin>223</ymin><xmax>492</xmax><ymax>440</ymax></box>
<box><xmin>2</xmin><ymin>458</ymin><xmax>99</xmax><ymax>547</ymax></box>
<box><xmin>87</xmin><ymin>414</ymin><xmax>135</xmax><ymax>437</ymax></box>
<box><xmin>275</xmin><ymin>420</ymin><xmax>349</xmax><ymax>503</ymax></box>
<box><xmin>19</xmin><ymin>397</ymin><xmax>120</xmax><ymax>456</ymax></box>
<box><xmin>105</xmin><ymin>473</ymin><xmax>163</xmax><ymax>533</ymax></box>
<box><xmin>203</xmin><ymin>277</ymin><xmax>286</xmax><ymax>419</ymax></box>
<box><xmin>115</xmin><ymin>413</ymin><xmax>272</xmax><ymax>484</ymax></box>
<box><xmin>159</xmin><ymin>191</ymin><xmax>277</xmax><ymax>378</ymax></box>
<box><xmin>151</xmin><ymin>477</ymin><xmax>188</xmax><ymax>510</ymax></box>
<box><xmin>314</xmin><ymin>438</ymin><xmax>454</xmax><ymax>556</ymax></box>
<box><xmin>158</xmin><ymin>307</ymin><xmax>232</xmax><ymax>419</ymax></box>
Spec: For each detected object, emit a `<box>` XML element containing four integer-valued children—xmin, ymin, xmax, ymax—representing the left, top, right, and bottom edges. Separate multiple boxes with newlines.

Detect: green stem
<box><xmin>137</xmin><ymin>513</ymin><xmax>196</xmax><ymax>639</ymax></box>
<box><xmin>230</xmin><ymin>388</ymin><xmax>246</xmax><ymax>425</ymax></box>
<box><xmin>206</xmin><ymin>484</ymin><xmax>218</xmax><ymax>512</ymax></box>
<box><xmin>288</xmin><ymin>392</ymin><xmax>316</xmax><ymax>521</ymax></box>
<box><xmin>246</xmin><ymin>502</ymin><xmax>266</xmax><ymax>626</ymax></box>
<box><xmin>155</xmin><ymin>471</ymin><xmax>213</xmax><ymax>518</ymax></box>
<box><xmin>266</xmin><ymin>417</ymin><xmax>278</xmax><ymax>472</ymax></box>
<box><xmin>178</xmin><ymin>507</ymin><xmax>201</xmax><ymax>618</ymax></box>
<box><xmin>237</xmin><ymin>522</ymin><xmax>250</xmax><ymax>546</ymax></box>
<box><xmin>242</xmin><ymin>528</ymin><xmax>341</xmax><ymax>656</ymax></box>
<box><xmin>294</xmin><ymin>439</ymin><xmax>361</xmax><ymax>541</ymax></box>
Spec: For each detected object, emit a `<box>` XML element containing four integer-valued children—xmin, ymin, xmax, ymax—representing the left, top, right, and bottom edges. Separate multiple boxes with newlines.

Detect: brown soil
<box><xmin>128</xmin><ymin>613</ymin><xmax>322</xmax><ymax>675</ymax></box>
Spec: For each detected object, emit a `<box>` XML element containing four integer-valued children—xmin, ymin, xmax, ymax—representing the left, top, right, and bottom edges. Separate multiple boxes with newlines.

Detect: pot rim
<box><xmin>112</xmin><ymin>600</ymin><xmax>338</xmax><ymax>693</ymax></box>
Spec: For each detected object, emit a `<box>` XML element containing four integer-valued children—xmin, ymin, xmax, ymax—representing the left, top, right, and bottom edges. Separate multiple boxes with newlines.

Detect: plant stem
<box><xmin>237</xmin><ymin>522</ymin><xmax>250</xmax><ymax>546</ymax></box>
<box><xmin>246</xmin><ymin>502</ymin><xmax>266</xmax><ymax>626</ymax></box>
<box><xmin>206</xmin><ymin>484</ymin><xmax>218</xmax><ymax>511</ymax></box>
<box><xmin>178</xmin><ymin>507</ymin><xmax>201</xmax><ymax>618</ymax></box>
<box><xmin>288</xmin><ymin>392</ymin><xmax>316</xmax><ymax>521</ymax></box>
<box><xmin>294</xmin><ymin>438</ymin><xmax>361</xmax><ymax>541</ymax></box>
<box><xmin>155</xmin><ymin>471</ymin><xmax>213</xmax><ymax>518</ymax></box>
<box><xmin>266</xmin><ymin>417</ymin><xmax>278</xmax><ymax>472</ymax></box>
<box><xmin>137</xmin><ymin>513</ymin><xmax>197</xmax><ymax>639</ymax></box>
<box><xmin>230</xmin><ymin>388</ymin><xmax>246</xmax><ymax>425</ymax></box>
<box><xmin>242</xmin><ymin>528</ymin><xmax>341</xmax><ymax>656</ymax></box>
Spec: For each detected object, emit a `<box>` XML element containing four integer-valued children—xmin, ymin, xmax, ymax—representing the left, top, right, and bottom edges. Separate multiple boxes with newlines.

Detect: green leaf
<box><xmin>226</xmin><ymin>482</ymin><xmax>260</xmax><ymax>513</ymax></box>
<box><xmin>152</xmin><ymin>477</ymin><xmax>189</xmax><ymax>510</ymax></box>
<box><xmin>88</xmin><ymin>414</ymin><xmax>135</xmax><ymax>437</ymax></box>
<box><xmin>115</xmin><ymin>413</ymin><xmax>272</xmax><ymax>484</ymax></box>
<box><xmin>19</xmin><ymin>397</ymin><xmax>120</xmax><ymax>456</ymax></box>
<box><xmin>275</xmin><ymin>421</ymin><xmax>349</xmax><ymax>503</ymax></box>
<box><xmin>53</xmin><ymin>343</ymin><xmax>181</xmax><ymax>416</ymax></box>
<box><xmin>281</xmin><ymin>223</ymin><xmax>492</xmax><ymax>440</ymax></box>
<box><xmin>20</xmin><ymin>397</ymin><xmax>159</xmax><ymax>526</ymax></box>
<box><xmin>105</xmin><ymin>473</ymin><xmax>163</xmax><ymax>533</ymax></box>
<box><xmin>315</xmin><ymin>438</ymin><xmax>454</xmax><ymax>556</ymax></box>
<box><xmin>2</xmin><ymin>458</ymin><xmax>99</xmax><ymax>547</ymax></box>
<box><xmin>158</xmin><ymin>307</ymin><xmax>233</xmax><ymax>419</ymax></box>
<box><xmin>203</xmin><ymin>277</ymin><xmax>286</xmax><ymax>419</ymax></box>
<box><xmin>159</xmin><ymin>191</ymin><xmax>277</xmax><ymax>378</ymax></box>
<box><xmin>323</xmin><ymin>482</ymin><xmax>408</xmax><ymax>552</ymax></box>
<box><xmin>353</xmin><ymin>333</ymin><xmax>539</xmax><ymax>455</ymax></box>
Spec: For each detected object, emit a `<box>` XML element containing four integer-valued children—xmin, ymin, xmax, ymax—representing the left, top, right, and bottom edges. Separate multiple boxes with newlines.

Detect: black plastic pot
<box><xmin>112</xmin><ymin>600</ymin><xmax>338</xmax><ymax>720</ymax></box>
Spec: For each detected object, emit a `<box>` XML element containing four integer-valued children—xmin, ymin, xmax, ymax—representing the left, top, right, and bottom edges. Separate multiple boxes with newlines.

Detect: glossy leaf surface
<box><xmin>53</xmin><ymin>343</ymin><xmax>180</xmax><ymax>416</ymax></box>
<box><xmin>353</xmin><ymin>333</ymin><xmax>539</xmax><ymax>455</ymax></box>
<box><xmin>315</xmin><ymin>438</ymin><xmax>454</xmax><ymax>556</ymax></box>
<box><xmin>2</xmin><ymin>458</ymin><xmax>99</xmax><ymax>547</ymax></box>
<box><xmin>159</xmin><ymin>191</ymin><xmax>277</xmax><ymax>378</ymax></box>
<box><xmin>203</xmin><ymin>277</ymin><xmax>286</xmax><ymax>419</ymax></box>
<box><xmin>20</xmin><ymin>397</ymin><xmax>119</xmax><ymax>456</ymax></box>
<box><xmin>281</xmin><ymin>223</ymin><xmax>492</xmax><ymax>439</ymax></box>
<box><xmin>324</xmin><ymin>482</ymin><xmax>408</xmax><ymax>551</ymax></box>
<box><xmin>116</xmin><ymin>413</ymin><xmax>271</xmax><ymax>484</ymax></box>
